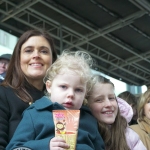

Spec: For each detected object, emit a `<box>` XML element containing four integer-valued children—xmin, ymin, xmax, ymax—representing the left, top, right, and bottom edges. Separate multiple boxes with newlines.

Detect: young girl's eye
<box><xmin>60</xmin><ymin>85</ymin><xmax>67</xmax><ymax>89</ymax></box>
<box><xmin>75</xmin><ymin>88</ymin><xmax>83</xmax><ymax>93</ymax></box>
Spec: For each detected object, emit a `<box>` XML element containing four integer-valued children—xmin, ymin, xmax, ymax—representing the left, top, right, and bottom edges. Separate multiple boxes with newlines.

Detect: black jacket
<box><xmin>0</xmin><ymin>85</ymin><xmax>45</xmax><ymax>150</ymax></box>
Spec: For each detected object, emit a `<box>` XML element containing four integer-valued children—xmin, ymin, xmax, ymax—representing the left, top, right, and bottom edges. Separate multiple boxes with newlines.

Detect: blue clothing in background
<box><xmin>0</xmin><ymin>72</ymin><xmax>6</xmax><ymax>83</ymax></box>
<box><xmin>6</xmin><ymin>96</ymin><xmax>105</xmax><ymax>150</ymax></box>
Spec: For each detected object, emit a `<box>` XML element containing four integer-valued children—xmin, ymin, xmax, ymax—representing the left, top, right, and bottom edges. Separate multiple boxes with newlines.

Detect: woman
<box><xmin>130</xmin><ymin>89</ymin><xmax>150</xmax><ymax>149</ymax></box>
<box><xmin>0</xmin><ymin>29</ymin><xmax>57</xmax><ymax>149</ymax></box>
<box><xmin>87</xmin><ymin>75</ymin><xmax>146</xmax><ymax>150</ymax></box>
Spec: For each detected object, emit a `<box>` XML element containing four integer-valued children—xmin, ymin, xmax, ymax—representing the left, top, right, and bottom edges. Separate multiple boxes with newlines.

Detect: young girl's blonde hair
<box><xmin>44</xmin><ymin>50</ymin><xmax>93</xmax><ymax>95</ymax></box>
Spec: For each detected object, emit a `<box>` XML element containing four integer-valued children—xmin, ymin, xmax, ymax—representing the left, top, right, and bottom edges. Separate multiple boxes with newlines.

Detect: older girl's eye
<box><xmin>109</xmin><ymin>97</ymin><xmax>115</xmax><ymax>101</ymax></box>
<box><xmin>96</xmin><ymin>98</ymin><xmax>104</xmax><ymax>103</ymax></box>
<box><xmin>147</xmin><ymin>101</ymin><xmax>150</xmax><ymax>103</ymax></box>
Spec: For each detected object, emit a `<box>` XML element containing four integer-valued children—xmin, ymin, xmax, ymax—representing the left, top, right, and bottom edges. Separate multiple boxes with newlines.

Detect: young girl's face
<box><xmin>88</xmin><ymin>83</ymin><xmax>118</xmax><ymax>124</ymax></box>
<box><xmin>46</xmin><ymin>70</ymin><xmax>87</xmax><ymax>110</ymax></box>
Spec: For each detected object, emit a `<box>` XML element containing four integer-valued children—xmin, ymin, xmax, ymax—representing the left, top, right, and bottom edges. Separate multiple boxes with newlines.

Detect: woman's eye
<box><xmin>25</xmin><ymin>49</ymin><xmax>32</xmax><ymax>53</ymax></box>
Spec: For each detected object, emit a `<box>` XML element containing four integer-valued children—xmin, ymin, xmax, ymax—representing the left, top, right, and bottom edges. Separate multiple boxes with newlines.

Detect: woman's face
<box><xmin>144</xmin><ymin>101</ymin><xmax>150</xmax><ymax>120</ymax></box>
<box><xmin>88</xmin><ymin>83</ymin><xmax>118</xmax><ymax>124</ymax></box>
<box><xmin>20</xmin><ymin>36</ymin><xmax>52</xmax><ymax>83</ymax></box>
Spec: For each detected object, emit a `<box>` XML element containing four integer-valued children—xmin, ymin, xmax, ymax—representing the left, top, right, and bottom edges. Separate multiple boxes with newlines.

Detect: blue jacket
<box><xmin>6</xmin><ymin>96</ymin><xmax>105</xmax><ymax>150</ymax></box>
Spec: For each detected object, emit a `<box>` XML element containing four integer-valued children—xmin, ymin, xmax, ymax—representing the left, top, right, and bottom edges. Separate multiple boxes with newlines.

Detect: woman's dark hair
<box><xmin>2</xmin><ymin>29</ymin><xmax>57</xmax><ymax>102</ymax></box>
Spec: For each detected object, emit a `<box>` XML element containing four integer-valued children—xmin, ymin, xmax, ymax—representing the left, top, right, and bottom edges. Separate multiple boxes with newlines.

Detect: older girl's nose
<box><xmin>104</xmin><ymin>99</ymin><xmax>112</xmax><ymax>107</ymax></box>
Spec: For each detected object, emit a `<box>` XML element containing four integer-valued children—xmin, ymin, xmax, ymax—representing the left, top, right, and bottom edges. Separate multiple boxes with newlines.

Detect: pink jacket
<box><xmin>117</xmin><ymin>97</ymin><xmax>147</xmax><ymax>150</ymax></box>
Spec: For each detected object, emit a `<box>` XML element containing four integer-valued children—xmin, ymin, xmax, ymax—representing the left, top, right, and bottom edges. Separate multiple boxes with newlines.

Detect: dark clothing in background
<box><xmin>129</xmin><ymin>119</ymin><xmax>138</xmax><ymax>125</ymax></box>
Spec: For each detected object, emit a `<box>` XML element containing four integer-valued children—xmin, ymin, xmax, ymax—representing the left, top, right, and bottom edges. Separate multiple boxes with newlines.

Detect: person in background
<box><xmin>0</xmin><ymin>29</ymin><xmax>57</xmax><ymax>149</ymax></box>
<box><xmin>6</xmin><ymin>51</ymin><xmax>105</xmax><ymax>150</ymax></box>
<box><xmin>118</xmin><ymin>91</ymin><xmax>138</xmax><ymax>125</ymax></box>
<box><xmin>87</xmin><ymin>75</ymin><xmax>146</xmax><ymax>150</ymax></box>
<box><xmin>130</xmin><ymin>89</ymin><xmax>150</xmax><ymax>149</ymax></box>
<box><xmin>0</xmin><ymin>53</ymin><xmax>11</xmax><ymax>83</ymax></box>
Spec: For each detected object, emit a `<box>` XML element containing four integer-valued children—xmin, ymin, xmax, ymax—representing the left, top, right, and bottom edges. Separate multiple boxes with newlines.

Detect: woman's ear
<box><xmin>46</xmin><ymin>80</ymin><xmax>52</xmax><ymax>94</ymax></box>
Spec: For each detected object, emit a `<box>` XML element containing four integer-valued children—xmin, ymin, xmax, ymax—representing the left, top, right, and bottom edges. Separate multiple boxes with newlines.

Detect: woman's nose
<box><xmin>33</xmin><ymin>50</ymin><xmax>40</xmax><ymax>58</ymax></box>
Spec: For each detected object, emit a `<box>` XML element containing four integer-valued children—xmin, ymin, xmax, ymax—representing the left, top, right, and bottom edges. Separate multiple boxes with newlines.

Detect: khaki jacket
<box><xmin>130</xmin><ymin>123</ymin><xmax>150</xmax><ymax>149</ymax></box>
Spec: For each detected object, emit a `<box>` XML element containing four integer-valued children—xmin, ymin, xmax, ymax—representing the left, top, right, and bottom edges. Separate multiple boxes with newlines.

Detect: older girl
<box><xmin>87</xmin><ymin>74</ymin><xmax>146</xmax><ymax>150</ymax></box>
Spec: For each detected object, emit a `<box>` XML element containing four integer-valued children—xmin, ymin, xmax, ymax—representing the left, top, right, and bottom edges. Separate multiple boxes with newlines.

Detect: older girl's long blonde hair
<box><xmin>87</xmin><ymin>75</ymin><xmax>130</xmax><ymax>150</ymax></box>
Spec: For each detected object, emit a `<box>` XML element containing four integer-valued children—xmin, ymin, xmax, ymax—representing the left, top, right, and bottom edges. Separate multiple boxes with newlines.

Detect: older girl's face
<box><xmin>20</xmin><ymin>36</ymin><xmax>52</xmax><ymax>82</ymax></box>
<box><xmin>88</xmin><ymin>83</ymin><xmax>118</xmax><ymax>125</ymax></box>
<box><xmin>144</xmin><ymin>101</ymin><xmax>150</xmax><ymax>120</ymax></box>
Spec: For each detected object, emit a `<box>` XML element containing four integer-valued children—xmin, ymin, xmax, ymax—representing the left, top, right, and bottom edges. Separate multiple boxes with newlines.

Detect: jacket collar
<box><xmin>29</xmin><ymin>96</ymin><xmax>92</xmax><ymax>114</ymax></box>
<box><xmin>138</xmin><ymin>117</ymin><xmax>150</xmax><ymax>135</ymax></box>
<box><xmin>31</xmin><ymin>96</ymin><xmax>65</xmax><ymax>110</ymax></box>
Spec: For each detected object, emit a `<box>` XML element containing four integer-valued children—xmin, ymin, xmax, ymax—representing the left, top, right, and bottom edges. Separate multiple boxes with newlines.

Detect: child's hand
<box><xmin>50</xmin><ymin>136</ymin><xmax>70</xmax><ymax>150</ymax></box>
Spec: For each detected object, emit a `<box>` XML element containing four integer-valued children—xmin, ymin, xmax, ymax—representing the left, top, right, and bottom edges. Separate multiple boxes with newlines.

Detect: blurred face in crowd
<box><xmin>88</xmin><ymin>83</ymin><xmax>118</xmax><ymax>124</ymax></box>
<box><xmin>0</xmin><ymin>59</ymin><xmax>9</xmax><ymax>74</ymax></box>
<box><xmin>20</xmin><ymin>36</ymin><xmax>52</xmax><ymax>84</ymax></box>
<box><xmin>144</xmin><ymin>101</ymin><xmax>150</xmax><ymax>120</ymax></box>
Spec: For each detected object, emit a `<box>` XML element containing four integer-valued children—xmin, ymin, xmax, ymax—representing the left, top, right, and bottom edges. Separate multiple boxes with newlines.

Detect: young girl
<box><xmin>6</xmin><ymin>51</ymin><xmax>104</xmax><ymax>150</ymax></box>
<box><xmin>87</xmin><ymin>74</ymin><xmax>146</xmax><ymax>150</ymax></box>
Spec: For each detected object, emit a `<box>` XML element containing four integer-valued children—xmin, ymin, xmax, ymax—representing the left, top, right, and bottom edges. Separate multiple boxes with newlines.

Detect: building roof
<box><xmin>1</xmin><ymin>0</ymin><xmax>150</xmax><ymax>86</ymax></box>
